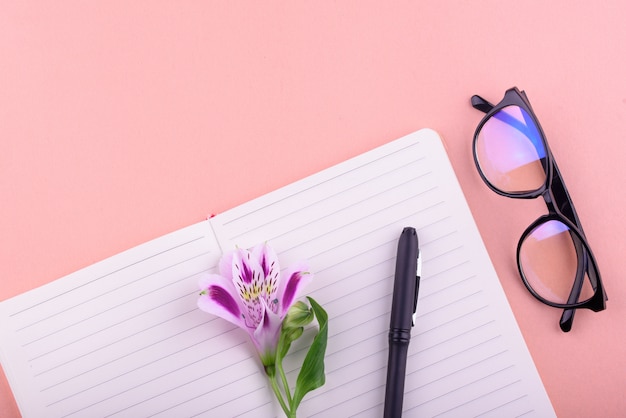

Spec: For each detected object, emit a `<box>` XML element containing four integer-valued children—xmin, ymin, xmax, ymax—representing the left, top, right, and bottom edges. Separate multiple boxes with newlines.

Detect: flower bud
<box><xmin>283</xmin><ymin>300</ymin><xmax>314</xmax><ymax>330</ymax></box>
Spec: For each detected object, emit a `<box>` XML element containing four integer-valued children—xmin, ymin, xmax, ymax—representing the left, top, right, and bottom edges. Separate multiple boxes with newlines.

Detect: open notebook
<box><xmin>0</xmin><ymin>129</ymin><xmax>555</xmax><ymax>417</ymax></box>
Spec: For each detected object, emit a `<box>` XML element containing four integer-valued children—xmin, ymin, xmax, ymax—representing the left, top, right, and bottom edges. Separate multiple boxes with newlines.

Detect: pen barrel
<box><xmin>384</xmin><ymin>339</ymin><xmax>410</xmax><ymax>418</ymax></box>
<box><xmin>389</xmin><ymin>227</ymin><xmax>419</xmax><ymax>331</ymax></box>
<box><xmin>384</xmin><ymin>227</ymin><xmax>419</xmax><ymax>417</ymax></box>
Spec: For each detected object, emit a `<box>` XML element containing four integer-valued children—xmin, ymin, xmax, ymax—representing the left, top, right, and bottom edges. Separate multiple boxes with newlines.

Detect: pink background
<box><xmin>2</xmin><ymin>2</ymin><xmax>625</xmax><ymax>416</ymax></box>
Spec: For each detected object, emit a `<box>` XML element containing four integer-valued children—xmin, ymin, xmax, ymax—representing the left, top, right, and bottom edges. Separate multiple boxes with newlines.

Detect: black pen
<box><xmin>384</xmin><ymin>227</ymin><xmax>421</xmax><ymax>418</ymax></box>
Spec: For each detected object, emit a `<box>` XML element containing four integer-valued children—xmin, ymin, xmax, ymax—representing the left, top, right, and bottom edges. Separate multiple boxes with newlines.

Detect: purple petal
<box><xmin>252</xmin><ymin>243</ymin><xmax>280</xmax><ymax>305</ymax></box>
<box><xmin>282</xmin><ymin>272</ymin><xmax>302</xmax><ymax>308</ymax></box>
<box><xmin>198</xmin><ymin>274</ymin><xmax>245</xmax><ymax>329</ymax></box>
<box><xmin>233</xmin><ymin>249</ymin><xmax>256</xmax><ymax>284</ymax></box>
<box><xmin>252</xmin><ymin>298</ymin><xmax>282</xmax><ymax>362</ymax></box>
<box><xmin>218</xmin><ymin>251</ymin><xmax>235</xmax><ymax>279</ymax></box>
<box><xmin>252</xmin><ymin>243</ymin><xmax>280</xmax><ymax>279</ymax></box>
<box><xmin>231</xmin><ymin>249</ymin><xmax>269</xmax><ymax>326</ymax></box>
<box><xmin>278</xmin><ymin>262</ymin><xmax>313</xmax><ymax>316</ymax></box>
<box><xmin>208</xmin><ymin>285</ymin><xmax>240</xmax><ymax>317</ymax></box>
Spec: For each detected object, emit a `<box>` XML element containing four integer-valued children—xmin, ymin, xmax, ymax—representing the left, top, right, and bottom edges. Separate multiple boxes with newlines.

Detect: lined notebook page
<box><xmin>0</xmin><ymin>129</ymin><xmax>555</xmax><ymax>417</ymax></box>
<box><xmin>0</xmin><ymin>222</ymin><xmax>229</xmax><ymax>417</ymax></box>
<box><xmin>210</xmin><ymin>129</ymin><xmax>555</xmax><ymax>417</ymax></box>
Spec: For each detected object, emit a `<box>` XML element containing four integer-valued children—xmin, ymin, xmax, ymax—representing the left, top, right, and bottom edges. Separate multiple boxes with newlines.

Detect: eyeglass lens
<box><xmin>475</xmin><ymin>105</ymin><xmax>546</xmax><ymax>194</ymax></box>
<box><xmin>519</xmin><ymin>220</ymin><xmax>594</xmax><ymax>305</ymax></box>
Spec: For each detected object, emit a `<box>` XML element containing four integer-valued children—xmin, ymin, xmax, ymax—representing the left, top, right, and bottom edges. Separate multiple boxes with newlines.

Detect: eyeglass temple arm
<box><xmin>544</xmin><ymin>139</ymin><xmax>606</xmax><ymax>330</ymax></box>
<box><xmin>558</xmin><ymin>236</ymin><xmax>589</xmax><ymax>332</ymax></box>
<box><xmin>471</xmin><ymin>95</ymin><xmax>494</xmax><ymax>113</ymax></box>
<box><xmin>540</xmin><ymin>163</ymin><xmax>582</xmax><ymax>331</ymax></box>
<box><xmin>549</xmin><ymin>161</ymin><xmax>604</xmax><ymax>293</ymax></box>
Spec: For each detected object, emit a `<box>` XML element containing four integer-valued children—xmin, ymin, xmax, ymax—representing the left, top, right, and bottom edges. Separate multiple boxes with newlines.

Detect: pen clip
<box><xmin>412</xmin><ymin>252</ymin><xmax>422</xmax><ymax>326</ymax></box>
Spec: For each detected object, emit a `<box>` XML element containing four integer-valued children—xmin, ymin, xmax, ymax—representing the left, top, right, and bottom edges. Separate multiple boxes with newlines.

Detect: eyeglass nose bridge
<box><xmin>541</xmin><ymin>188</ymin><xmax>558</xmax><ymax>214</ymax></box>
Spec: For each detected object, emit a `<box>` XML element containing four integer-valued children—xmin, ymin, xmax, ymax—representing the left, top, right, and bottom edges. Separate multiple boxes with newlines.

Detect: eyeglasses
<box><xmin>471</xmin><ymin>87</ymin><xmax>607</xmax><ymax>332</ymax></box>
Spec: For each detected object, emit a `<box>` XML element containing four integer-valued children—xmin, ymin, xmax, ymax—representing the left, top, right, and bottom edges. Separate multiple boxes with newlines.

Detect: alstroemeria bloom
<box><xmin>198</xmin><ymin>243</ymin><xmax>312</xmax><ymax>368</ymax></box>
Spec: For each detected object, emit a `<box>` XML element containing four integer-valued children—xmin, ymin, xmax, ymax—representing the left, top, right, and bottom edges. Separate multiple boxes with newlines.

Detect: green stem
<box><xmin>277</xmin><ymin>358</ymin><xmax>293</xmax><ymax>406</ymax></box>
<box><xmin>269</xmin><ymin>375</ymin><xmax>293</xmax><ymax>418</ymax></box>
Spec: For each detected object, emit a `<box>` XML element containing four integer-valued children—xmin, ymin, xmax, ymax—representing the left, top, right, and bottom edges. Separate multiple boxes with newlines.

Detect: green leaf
<box><xmin>290</xmin><ymin>297</ymin><xmax>328</xmax><ymax>411</ymax></box>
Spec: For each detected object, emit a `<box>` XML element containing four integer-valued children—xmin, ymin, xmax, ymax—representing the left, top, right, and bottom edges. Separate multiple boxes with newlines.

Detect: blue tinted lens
<box><xmin>475</xmin><ymin>105</ymin><xmax>547</xmax><ymax>194</ymax></box>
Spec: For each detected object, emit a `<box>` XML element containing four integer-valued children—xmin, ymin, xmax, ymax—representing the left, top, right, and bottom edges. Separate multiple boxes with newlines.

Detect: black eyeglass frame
<box><xmin>471</xmin><ymin>87</ymin><xmax>607</xmax><ymax>332</ymax></box>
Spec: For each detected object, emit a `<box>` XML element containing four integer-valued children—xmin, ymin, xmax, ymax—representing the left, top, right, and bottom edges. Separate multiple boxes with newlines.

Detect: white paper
<box><xmin>0</xmin><ymin>129</ymin><xmax>555</xmax><ymax>417</ymax></box>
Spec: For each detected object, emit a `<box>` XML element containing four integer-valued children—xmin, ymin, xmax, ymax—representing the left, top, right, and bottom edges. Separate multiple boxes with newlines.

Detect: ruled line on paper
<box><xmin>349</xmin><ymin>386</ymin><xmax>387</xmax><ymax>417</ymax></box>
<box><xmin>417</xmin><ymin>291</ymin><xmax>484</xmax><ymax>319</ymax></box>
<box><xmin>22</xmin><ymin>268</ymin><xmax>208</xmax><ymax>348</ymax></box>
<box><xmin>224</xmin><ymin>395</ymin><xmax>273</xmax><ymax>418</ymax></box>
<box><xmin>409</xmin><ymin>350</ymin><xmax>511</xmax><ymax>391</ymax></box>
<box><xmin>219</xmin><ymin>201</ymin><xmax>452</xmax><ymax>280</ymax></box>
<box><xmin>46</xmin><ymin>330</ymin><xmax>255</xmax><ymax>413</ymax></box>
<box><xmin>278</xmin><ymin>313</ymin><xmax>387</xmax><ymax>376</ymax></box>
<box><xmin>229</xmin><ymin>197</ymin><xmax>441</xmax><ymax>264</ymax></box>
<box><xmin>61</xmin><ymin>364</ymin><xmax>261</xmax><ymax>418</ymax></box>
<box><xmin>298</xmin><ymin>207</ymin><xmax>450</xmax><ymax>274</ymax></box>
<box><xmin>426</xmin><ymin>259</ymin><xmax>472</xmax><ymax>280</ymax></box>
<box><xmin>103</xmin><ymin>360</ymin><xmax>262</xmax><ymax>418</ymax></box>
<box><xmin>313</xmin><ymin>257</ymin><xmax>393</xmax><ymax>294</ymax></box>
<box><xmin>8</xmin><ymin>236</ymin><xmax>207</xmax><ymax>318</ymax></box>
<box><xmin>214</xmin><ymin>145</ymin><xmax>432</xmax><ymax>225</ymax></box>
<box><xmin>157</xmin><ymin>385</ymin><xmax>266</xmax><ymax>418</ymax></box>
<box><xmin>22</xmin><ymin>243</ymin><xmax>218</xmax><ymax>368</ymax></box>
<box><xmin>40</xmin><ymin>318</ymin><xmax>226</xmax><ymax>394</ymax></box>
<box><xmin>308</xmin><ymin>370</ymin><xmax>385</xmax><ymax>417</ymax></box>
<box><xmin>309</xmin><ymin>310</ymin><xmax>497</xmax><ymax>385</ymax></box>
<box><xmin>280</xmin><ymin>191</ymin><xmax>440</xmax><ymax>255</ymax></box>
<box><xmin>467</xmin><ymin>394</ymin><xmax>532</xmax><ymax>418</ymax></box>
<box><xmin>227</xmin><ymin>174</ymin><xmax>439</xmax><ymax>248</ymax></box>
<box><xmin>312</xmin><ymin>275</ymin><xmax>392</xmax><ymax>308</ymax></box>
<box><xmin>417</xmin><ymin>305</ymin><xmax>489</xmax><ymax>338</ymax></box>
<box><xmin>424</xmin><ymin>378</ymin><xmax>523</xmax><ymax>418</ymax></box>
<box><xmin>410</xmin><ymin>364</ymin><xmax>517</xmax><ymax>407</ymax></box>
<box><xmin>244</xmin><ymin>203</ymin><xmax>449</xmax><ymax>280</ymax></box>
<box><xmin>319</xmin><ymin>349</ymin><xmax>385</xmax><ymax>386</ymax></box>
<box><xmin>414</xmin><ymin>335</ymin><xmax>503</xmax><ymax>373</ymax></box>
<box><xmin>222</xmin><ymin>141</ymin><xmax>426</xmax><ymax>227</ymax></box>
<box><xmin>146</xmin><ymin>379</ymin><xmax>267</xmax><ymax>418</ymax></box>
<box><xmin>83</xmin><ymin>350</ymin><xmax>254</xmax><ymax>417</ymax></box>
<box><xmin>229</xmin><ymin>159</ymin><xmax>431</xmax><ymax>241</ymax></box>
<box><xmin>17</xmin><ymin>251</ymin><xmax>211</xmax><ymax>334</ymax></box>
<box><xmin>45</xmin><ymin>337</ymin><xmax>232</xmax><ymax>405</ymax></box>
<box><xmin>256</xmin><ymin>175</ymin><xmax>436</xmax><ymax>246</ymax></box>
<box><xmin>309</xmin><ymin>370</ymin><xmax>378</xmax><ymax>416</ymax></box>
<box><xmin>419</xmin><ymin>275</ymin><xmax>477</xmax><ymax>301</ymax></box>
<box><xmin>145</xmin><ymin>383</ymin><xmax>269</xmax><ymax>418</ymax></box>
<box><xmin>32</xmin><ymin>307</ymin><xmax>198</xmax><ymax>374</ymax></box>
<box><xmin>27</xmin><ymin>277</ymin><xmax>206</xmax><ymax>363</ymax></box>
<box><xmin>35</xmin><ymin>324</ymin><xmax>207</xmax><ymax>388</ymax></box>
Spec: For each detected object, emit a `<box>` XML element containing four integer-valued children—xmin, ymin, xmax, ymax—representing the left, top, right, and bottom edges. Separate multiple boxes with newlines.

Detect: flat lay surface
<box><xmin>2</xmin><ymin>1</ymin><xmax>625</xmax><ymax>416</ymax></box>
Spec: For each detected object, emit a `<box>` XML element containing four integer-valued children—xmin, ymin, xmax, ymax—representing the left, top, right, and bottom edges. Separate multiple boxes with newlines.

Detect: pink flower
<box><xmin>198</xmin><ymin>243</ymin><xmax>312</xmax><ymax>367</ymax></box>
